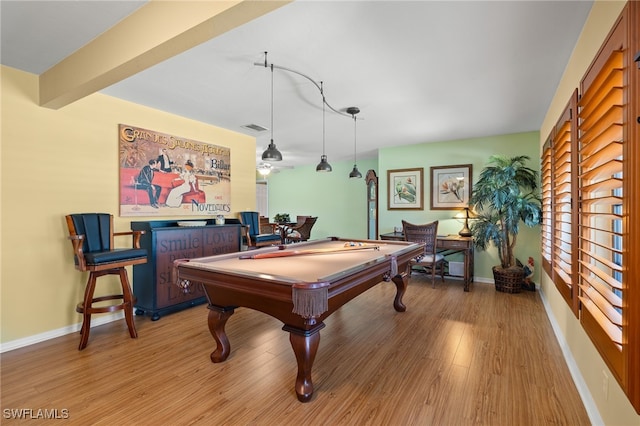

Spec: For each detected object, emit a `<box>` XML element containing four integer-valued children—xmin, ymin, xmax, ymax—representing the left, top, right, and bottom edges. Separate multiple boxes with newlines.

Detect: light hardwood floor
<box><xmin>1</xmin><ymin>275</ymin><xmax>590</xmax><ymax>425</ymax></box>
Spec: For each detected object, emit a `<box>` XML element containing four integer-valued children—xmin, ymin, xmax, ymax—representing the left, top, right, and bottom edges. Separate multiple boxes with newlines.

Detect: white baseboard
<box><xmin>538</xmin><ymin>287</ymin><xmax>604</xmax><ymax>426</ymax></box>
<box><xmin>0</xmin><ymin>312</ymin><xmax>124</xmax><ymax>353</ymax></box>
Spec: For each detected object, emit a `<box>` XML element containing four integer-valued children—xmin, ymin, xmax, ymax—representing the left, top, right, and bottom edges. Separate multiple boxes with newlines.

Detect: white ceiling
<box><xmin>1</xmin><ymin>0</ymin><xmax>593</xmax><ymax>172</ymax></box>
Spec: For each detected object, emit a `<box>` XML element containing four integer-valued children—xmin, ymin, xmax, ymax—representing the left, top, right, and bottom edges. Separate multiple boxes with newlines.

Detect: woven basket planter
<box><xmin>492</xmin><ymin>266</ymin><xmax>524</xmax><ymax>293</ymax></box>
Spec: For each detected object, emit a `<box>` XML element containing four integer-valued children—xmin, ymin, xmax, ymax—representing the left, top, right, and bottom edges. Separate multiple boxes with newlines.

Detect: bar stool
<box><xmin>65</xmin><ymin>213</ymin><xmax>147</xmax><ymax>350</ymax></box>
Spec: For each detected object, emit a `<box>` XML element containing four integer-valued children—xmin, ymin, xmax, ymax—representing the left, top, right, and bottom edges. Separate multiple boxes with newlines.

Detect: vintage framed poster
<box><xmin>387</xmin><ymin>168</ymin><xmax>424</xmax><ymax>210</ymax></box>
<box><xmin>430</xmin><ymin>164</ymin><xmax>472</xmax><ymax>210</ymax></box>
<box><xmin>119</xmin><ymin>124</ymin><xmax>231</xmax><ymax>217</ymax></box>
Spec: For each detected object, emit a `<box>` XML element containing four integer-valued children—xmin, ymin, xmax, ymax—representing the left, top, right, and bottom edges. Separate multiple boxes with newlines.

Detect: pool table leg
<box><xmin>284</xmin><ymin>324</ymin><xmax>325</xmax><ymax>402</ymax></box>
<box><xmin>207</xmin><ymin>305</ymin><xmax>235</xmax><ymax>363</ymax></box>
<box><xmin>391</xmin><ymin>271</ymin><xmax>408</xmax><ymax>312</ymax></box>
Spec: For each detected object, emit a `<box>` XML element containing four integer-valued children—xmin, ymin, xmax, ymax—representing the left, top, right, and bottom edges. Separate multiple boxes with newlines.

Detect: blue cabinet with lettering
<box><xmin>130</xmin><ymin>220</ymin><xmax>241</xmax><ymax>320</ymax></box>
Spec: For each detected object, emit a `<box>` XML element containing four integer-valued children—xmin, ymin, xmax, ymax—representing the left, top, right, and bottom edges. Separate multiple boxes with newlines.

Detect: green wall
<box><xmin>266</xmin><ymin>158</ymin><xmax>378</xmax><ymax>240</ymax></box>
<box><xmin>267</xmin><ymin>131</ymin><xmax>541</xmax><ymax>283</ymax></box>
<box><xmin>379</xmin><ymin>131</ymin><xmax>541</xmax><ymax>282</ymax></box>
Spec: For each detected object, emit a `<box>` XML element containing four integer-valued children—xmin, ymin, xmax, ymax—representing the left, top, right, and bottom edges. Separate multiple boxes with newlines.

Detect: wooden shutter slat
<box><xmin>579</xmin><ymin>273</ymin><xmax>622</xmax><ymax>307</ymax></box>
<box><xmin>554</xmin><ymin>217</ymin><xmax>572</xmax><ymax>225</ymax></box>
<box><xmin>580</xmin><ymin>140</ymin><xmax>623</xmax><ymax>170</ymax></box>
<box><xmin>580</xmin><ymin>159</ymin><xmax>622</xmax><ymax>182</ymax></box>
<box><xmin>581</xmin><ymin>195</ymin><xmax>622</xmax><ymax>208</ymax></box>
<box><xmin>555</xmin><ymin>224</ymin><xmax>572</xmax><ymax>237</ymax></box>
<box><xmin>580</xmin><ymin>299</ymin><xmax>623</xmax><ymax>348</ymax></box>
<box><xmin>579</xmin><ymin>295</ymin><xmax>623</xmax><ymax>345</ymax></box>
<box><xmin>555</xmin><ymin>260</ymin><xmax>572</xmax><ymax>276</ymax></box>
<box><xmin>553</xmin><ymin>243</ymin><xmax>571</xmax><ymax>255</ymax></box>
<box><xmin>580</xmin><ymin>224</ymin><xmax>623</xmax><ymax>243</ymax></box>
<box><xmin>555</xmin><ymin>162</ymin><xmax>571</xmax><ymax>177</ymax></box>
<box><xmin>553</xmin><ymin>205</ymin><xmax>571</xmax><ymax>214</ymax></box>
<box><xmin>556</xmin><ymin>119</ymin><xmax>571</xmax><ymax>136</ymax></box>
<box><xmin>555</xmin><ymin>149</ymin><xmax>571</xmax><ymax>164</ymax></box>
<box><xmin>579</xmin><ymin>289</ymin><xmax>623</xmax><ymax>332</ymax></box>
<box><xmin>579</xmin><ymin>260</ymin><xmax>623</xmax><ymax>290</ymax></box>
<box><xmin>579</xmin><ymin>122</ymin><xmax>623</xmax><ymax>157</ymax></box>
<box><xmin>582</xmin><ymin>176</ymin><xmax>622</xmax><ymax>193</ymax></box>
<box><xmin>555</xmin><ymin>267</ymin><xmax>571</xmax><ymax>285</ymax></box>
<box><xmin>578</xmin><ymin>284</ymin><xmax>622</xmax><ymax>328</ymax></box>
<box><xmin>579</xmin><ymin>212</ymin><xmax>622</xmax><ymax>222</ymax></box>
<box><xmin>581</xmin><ymin>230</ymin><xmax>623</xmax><ymax>250</ymax></box>
<box><xmin>580</xmin><ymin>249</ymin><xmax>623</xmax><ymax>275</ymax></box>
<box><xmin>580</xmin><ymin>107</ymin><xmax>623</xmax><ymax>148</ymax></box>
<box><xmin>555</xmin><ymin>247</ymin><xmax>572</xmax><ymax>258</ymax></box>
<box><xmin>578</xmin><ymin>50</ymin><xmax>623</xmax><ymax>107</ymax></box>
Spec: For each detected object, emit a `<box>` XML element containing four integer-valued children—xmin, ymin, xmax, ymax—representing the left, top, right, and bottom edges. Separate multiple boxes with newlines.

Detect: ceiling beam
<box><xmin>39</xmin><ymin>0</ymin><xmax>290</xmax><ymax>109</ymax></box>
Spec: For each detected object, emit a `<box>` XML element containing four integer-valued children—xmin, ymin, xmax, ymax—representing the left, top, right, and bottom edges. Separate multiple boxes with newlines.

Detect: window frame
<box><xmin>542</xmin><ymin>1</ymin><xmax>639</xmax><ymax>412</ymax></box>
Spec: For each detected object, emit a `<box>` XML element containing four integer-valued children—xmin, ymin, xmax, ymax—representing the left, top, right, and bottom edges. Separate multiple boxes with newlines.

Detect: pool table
<box><xmin>173</xmin><ymin>237</ymin><xmax>423</xmax><ymax>402</ymax></box>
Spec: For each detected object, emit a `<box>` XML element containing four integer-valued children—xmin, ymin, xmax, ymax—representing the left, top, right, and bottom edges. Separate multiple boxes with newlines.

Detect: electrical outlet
<box><xmin>602</xmin><ymin>370</ymin><xmax>609</xmax><ymax>400</ymax></box>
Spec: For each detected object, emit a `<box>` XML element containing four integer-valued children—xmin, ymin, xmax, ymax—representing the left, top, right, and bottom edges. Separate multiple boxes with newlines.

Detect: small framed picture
<box><xmin>430</xmin><ymin>164</ymin><xmax>472</xmax><ymax>210</ymax></box>
<box><xmin>387</xmin><ymin>168</ymin><xmax>424</xmax><ymax>210</ymax></box>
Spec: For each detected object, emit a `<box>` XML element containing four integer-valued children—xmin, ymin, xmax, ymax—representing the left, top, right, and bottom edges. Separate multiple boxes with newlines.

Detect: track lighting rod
<box><xmin>255</xmin><ymin>52</ymin><xmax>353</xmax><ymax>119</ymax></box>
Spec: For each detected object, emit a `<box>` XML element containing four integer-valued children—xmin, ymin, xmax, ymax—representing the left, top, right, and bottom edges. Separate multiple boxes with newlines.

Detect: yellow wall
<box><xmin>540</xmin><ymin>1</ymin><xmax>640</xmax><ymax>424</ymax></box>
<box><xmin>0</xmin><ymin>65</ymin><xmax>256</xmax><ymax>343</ymax></box>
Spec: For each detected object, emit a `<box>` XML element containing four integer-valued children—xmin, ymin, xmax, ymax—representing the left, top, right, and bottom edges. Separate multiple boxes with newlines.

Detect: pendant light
<box><xmin>262</xmin><ymin>62</ymin><xmax>282</xmax><ymax>161</ymax></box>
<box><xmin>316</xmin><ymin>82</ymin><xmax>332</xmax><ymax>172</ymax></box>
<box><xmin>256</xmin><ymin>52</ymin><xmax>358</xmax><ymax>169</ymax></box>
<box><xmin>347</xmin><ymin>106</ymin><xmax>362</xmax><ymax>178</ymax></box>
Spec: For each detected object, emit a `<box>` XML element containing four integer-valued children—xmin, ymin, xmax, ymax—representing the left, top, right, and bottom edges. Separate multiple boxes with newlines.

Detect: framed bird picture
<box><xmin>387</xmin><ymin>168</ymin><xmax>424</xmax><ymax>210</ymax></box>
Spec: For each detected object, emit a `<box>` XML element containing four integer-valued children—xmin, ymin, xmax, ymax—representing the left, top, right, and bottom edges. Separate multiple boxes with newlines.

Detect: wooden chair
<box><xmin>284</xmin><ymin>217</ymin><xmax>318</xmax><ymax>243</ymax></box>
<box><xmin>259</xmin><ymin>216</ymin><xmax>274</xmax><ymax>234</ymax></box>
<box><xmin>65</xmin><ymin>213</ymin><xmax>148</xmax><ymax>350</ymax></box>
<box><xmin>401</xmin><ymin>220</ymin><xmax>445</xmax><ymax>287</ymax></box>
<box><xmin>295</xmin><ymin>215</ymin><xmax>311</xmax><ymax>226</ymax></box>
<box><xmin>239</xmin><ymin>211</ymin><xmax>281</xmax><ymax>248</ymax></box>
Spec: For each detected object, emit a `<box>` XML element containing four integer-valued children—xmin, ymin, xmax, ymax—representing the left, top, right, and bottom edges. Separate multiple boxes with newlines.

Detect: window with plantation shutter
<box><xmin>576</xmin><ymin>2</ymin><xmax>638</xmax><ymax>411</ymax></box>
<box><xmin>552</xmin><ymin>94</ymin><xmax>578</xmax><ymax>311</ymax></box>
<box><xmin>540</xmin><ymin>138</ymin><xmax>552</xmax><ymax>276</ymax></box>
<box><xmin>578</xmin><ymin>39</ymin><xmax>624</xmax><ymax>370</ymax></box>
<box><xmin>544</xmin><ymin>1</ymin><xmax>639</xmax><ymax>412</ymax></box>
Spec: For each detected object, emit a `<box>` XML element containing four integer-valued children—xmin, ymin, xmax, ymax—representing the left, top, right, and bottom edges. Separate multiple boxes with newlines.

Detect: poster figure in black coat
<box><xmin>157</xmin><ymin>148</ymin><xmax>174</xmax><ymax>172</ymax></box>
<box><xmin>137</xmin><ymin>159</ymin><xmax>161</xmax><ymax>208</ymax></box>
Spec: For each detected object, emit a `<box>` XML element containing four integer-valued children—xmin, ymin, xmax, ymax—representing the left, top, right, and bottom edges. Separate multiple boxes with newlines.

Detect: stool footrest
<box><xmin>76</xmin><ymin>294</ymin><xmax>137</xmax><ymax>314</ymax></box>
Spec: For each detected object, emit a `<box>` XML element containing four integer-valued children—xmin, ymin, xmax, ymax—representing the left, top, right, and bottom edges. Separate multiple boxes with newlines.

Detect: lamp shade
<box><xmin>262</xmin><ymin>140</ymin><xmax>282</xmax><ymax>161</ymax></box>
<box><xmin>316</xmin><ymin>155</ymin><xmax>332</xmax><ymax>172</ymax></box>
<box><xmin>349</xmin><ymin>165</ymin><xmax>362</xmax><ymax>178</ymax></box>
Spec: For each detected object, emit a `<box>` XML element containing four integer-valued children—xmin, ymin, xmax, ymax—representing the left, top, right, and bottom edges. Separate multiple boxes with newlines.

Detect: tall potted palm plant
<box><xmin>469</xmin><ymin>155</ymin><xmax>542</xmax><ymax>293</ymax></box>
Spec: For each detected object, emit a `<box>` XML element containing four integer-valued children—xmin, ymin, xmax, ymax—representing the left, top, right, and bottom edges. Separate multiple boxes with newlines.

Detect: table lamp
<box><xmin>455</xmin><ymin>207</ymin><xmax>475</xmax><ymax>237</ymax></box>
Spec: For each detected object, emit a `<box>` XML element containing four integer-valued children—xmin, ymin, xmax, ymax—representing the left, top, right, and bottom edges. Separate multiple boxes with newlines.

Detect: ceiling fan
<box><xmin>256</xmin><ymin>162</ymin><xmax>293</xmax><ymax>176</ymax></box>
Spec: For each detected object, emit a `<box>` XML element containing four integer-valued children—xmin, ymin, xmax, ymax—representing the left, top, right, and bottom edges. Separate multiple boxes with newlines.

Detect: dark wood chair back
<box><xmin>259</xmin><ymin>216</ymin><xmax>273</xmax><ymax>234</ymax></box>
<box><xmin>286</xmin><ymin>217</ymin><xmax>318</xmax><ymax>243</ymax></box>
<box><xmin>401</xmin><ymin>220</ymin><xmax>438</xmax><ymax>256</ymax></box>
<box><xmin>296</xmin><ymin>215</ymin><xmax>311</xmax><ymax>226</ymax></box>
<box><xmin>401</xmin><ymin>220</ymin><xmax>444</xmax><ymax>287</ymax></box>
